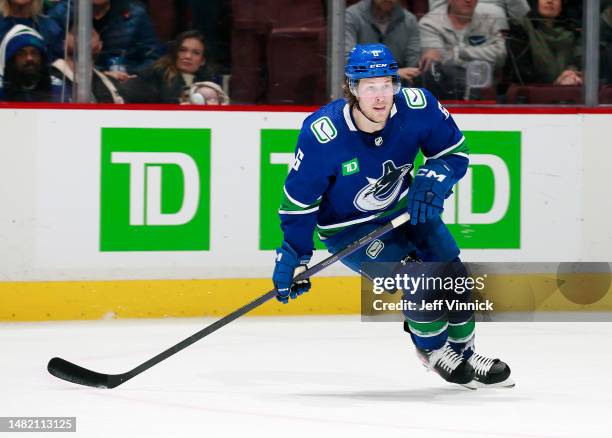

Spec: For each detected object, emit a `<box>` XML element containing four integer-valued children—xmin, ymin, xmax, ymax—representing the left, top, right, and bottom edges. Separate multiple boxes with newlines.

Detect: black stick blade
<box><xmin>47</xmin><ymin>357</ymin><xmax>121</xmax><ymax>389</ymax></box>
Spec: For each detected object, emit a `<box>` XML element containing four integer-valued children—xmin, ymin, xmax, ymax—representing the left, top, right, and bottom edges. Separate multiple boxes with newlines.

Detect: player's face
<box><xmin>356</xmin><ymin>77</ymin><xmax>395</xmax><ymax>123</ymax></box>
<box><xmin>176</xmin><ymin>38</ymin><xmax>205</xmax><ymax>74</ymax></box>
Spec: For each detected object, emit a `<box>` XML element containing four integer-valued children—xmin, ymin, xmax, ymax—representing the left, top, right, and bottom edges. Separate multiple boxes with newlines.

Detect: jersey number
<box><xmin>438</xmin><ymin>102</ymin><xmax>450</xmax><ymax>119</ymax></box>
<box><xmin>292</xmin><ymin>148</ymin><xmax>304</xmax><ymax>171</ymax></box>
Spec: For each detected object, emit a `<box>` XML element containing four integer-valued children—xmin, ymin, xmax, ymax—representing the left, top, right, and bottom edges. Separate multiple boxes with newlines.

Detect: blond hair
<box><xmin>2</xmin><ymin>0</ymin><xmax>43</xmax><ymax>17</ymax></box>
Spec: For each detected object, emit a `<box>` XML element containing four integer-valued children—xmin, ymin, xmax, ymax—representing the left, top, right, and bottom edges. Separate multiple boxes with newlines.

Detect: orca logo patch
<box><xmin>353</xmin><ymin>160</ymin><xmax>412</xmax><ymax>212</ymax></box>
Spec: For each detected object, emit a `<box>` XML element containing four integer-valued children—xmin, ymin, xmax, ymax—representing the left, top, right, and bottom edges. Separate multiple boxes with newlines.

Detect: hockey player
<box><xmin>272</xmin><ymin>43</ymin><xmax>513</xmax><ymax>388</ymax></box>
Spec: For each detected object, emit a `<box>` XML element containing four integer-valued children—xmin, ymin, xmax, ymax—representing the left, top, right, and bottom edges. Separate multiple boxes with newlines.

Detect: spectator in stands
<box><xmin>48</xmin><ymin>0</ymin><xmax>161</xmax><ymax>78</ymax></box>
<box><xmin>419</xmin><ymin>0</ymin><xmax>506</xmax><ymax>99</ymax></box>
<box><xmin>506</xmin><ymin>0</ymin><xmax>581</xmax><ymax>86</ymax></box>
<box><xmin>429</xmin><ymin>0</ymin><xmax>530</xmax><ymax>24</ymax></box>
<box><xmin>119</xmin><ymin>29</ymin><xmax>218</xmax><ymax>104</ymax></box>
<box><xmin>346</xmin><ymin>0</ymin><xmax>421</xmax><ymax>83</ymax></box>
<box><xmin>180</xmin><ymin>80</ymin><xmax>229</xmax><ymax>105</ymax></box>
<box><xmin>0</xmin><ymin>0</ymin><xmax>64</xmax><ymax>60</ymax></box>
<box><xmin>602</xmin><ymin>0</ymin><xmax>612</xmax><ymax>85</ymax></box>
<box><xmin>0</xmin><ymin>24</ymin><xmax>61</xmax><ymax>101</ymax></box>
<box><xmin>50</xmin><ymin>25</ymin><xmax>124</xmax><ymax>103</ymax></box>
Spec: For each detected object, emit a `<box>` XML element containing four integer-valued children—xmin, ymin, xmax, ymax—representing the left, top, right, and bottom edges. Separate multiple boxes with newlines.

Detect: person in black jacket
<box><xmin>50</xmin><ymin>25</ymin><xmax>125</xmax><ymax>103</ymax></box>
<box><xmin>48</xmin><ymin>0</ymin><xmax>161</xmax><ymax>76</ymax></box>
<box><xmin>119</xmin><ymin>29</ymin><xmax>218</xmax><ymax>104</ymax></box>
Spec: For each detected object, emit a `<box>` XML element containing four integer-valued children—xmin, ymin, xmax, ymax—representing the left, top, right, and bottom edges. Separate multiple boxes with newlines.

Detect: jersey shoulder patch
<box><xmin>310</xmin><ymin>116</ymin><xmax>338</xmax><ymax>143</ymax></box>
<box><xmin>402</xmin><ymin>88</ymin><xmax>427</xmax><ymax>109</ymax></box>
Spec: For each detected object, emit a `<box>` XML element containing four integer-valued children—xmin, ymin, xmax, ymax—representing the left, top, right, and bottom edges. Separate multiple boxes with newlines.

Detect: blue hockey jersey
<box><xmin>279</xmin><ymin>87</ymin><xmax>469</xmax><ymax>257</ymax></box>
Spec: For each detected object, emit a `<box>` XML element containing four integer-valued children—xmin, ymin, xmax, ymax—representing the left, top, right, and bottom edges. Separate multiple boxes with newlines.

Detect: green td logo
<box><xmin>342</xmin><ymin>158</ymin><xmax>360</xmax><ymax>176</ymax></box>
<box><xmin>100</xmin><ymin>128</ymin><xmax>211</xmax><ymax>251</ymax></box>
<box><xmin>260</xmin><ymin>130</ymin><xmax>521</xmax><ymax>250</ymax></box>
<box><xmin>436</xmin><ymin>131</ymin><xmax>521</xmax><ymax>249</ymax></box>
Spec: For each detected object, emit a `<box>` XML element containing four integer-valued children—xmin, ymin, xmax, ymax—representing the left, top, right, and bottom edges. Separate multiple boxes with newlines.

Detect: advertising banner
<box><xmin>0</xmin><ymin>109</ymin><xmax>595</xmax><ymax>281</ymax></box>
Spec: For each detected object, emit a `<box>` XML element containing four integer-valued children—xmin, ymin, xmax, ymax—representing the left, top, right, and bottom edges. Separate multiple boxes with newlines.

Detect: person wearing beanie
<box><xmin>0</xmin><ymin>24</ymin><xmax>61</xmax><ymax>101</ymax></box>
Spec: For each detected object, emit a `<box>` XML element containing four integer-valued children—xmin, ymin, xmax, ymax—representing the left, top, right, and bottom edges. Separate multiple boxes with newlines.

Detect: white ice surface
<box><xmin>1</xmin><ymin>316</ymin><xmax>611</xmax><ymax>438</ymax></box>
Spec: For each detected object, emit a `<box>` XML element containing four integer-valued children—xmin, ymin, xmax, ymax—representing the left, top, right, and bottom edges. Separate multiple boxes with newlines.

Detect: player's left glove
<box><xmin>407</xmin><ymin>158</ymin><xmax>455</xmax><ymax>225</ymax></box>
<box><xmin>273</xmin><ymin>241</ymin><xmax>311</xmax><ymax>304</ymax></box>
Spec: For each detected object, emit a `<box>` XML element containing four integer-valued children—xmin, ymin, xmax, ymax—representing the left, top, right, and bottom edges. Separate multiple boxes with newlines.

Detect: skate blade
<box><xmin>420</xmin><ymin>363</ymin><xmax>478</xmax><ymax>390</ymax></box>
<box><xmin>461</xmin><ymin>381</ymin><xmax>478</xmax><ymax>390</ymax></box>
<box><xmin>475</xmin><ymin>377</ymin><xmax>515</xmax><ymax>388</ymax></box>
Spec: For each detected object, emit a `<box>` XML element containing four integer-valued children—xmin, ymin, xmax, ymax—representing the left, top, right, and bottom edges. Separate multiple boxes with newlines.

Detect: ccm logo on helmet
<box><xmin>370</xmin><ymin>63</ymin><xmax>388</xmax><ymax>68</ymax></box>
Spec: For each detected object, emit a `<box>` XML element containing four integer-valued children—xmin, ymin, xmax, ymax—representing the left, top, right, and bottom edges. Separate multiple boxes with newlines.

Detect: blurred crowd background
<box><xmin>0</xmin><ymin>0</ymin><xmax>609</xmax><ymax>105</ymax></box>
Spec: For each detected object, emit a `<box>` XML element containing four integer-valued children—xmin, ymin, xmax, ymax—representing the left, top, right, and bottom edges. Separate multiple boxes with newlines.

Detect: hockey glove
<box><xmin>273</xmin><ymin>241</ymin><xmax>312</xmax><ymax>304</ymax></box>
<box><xmin>407</xmin><ymin>159</ymin><xmax>455</xmax><ymax>225</ymax></box>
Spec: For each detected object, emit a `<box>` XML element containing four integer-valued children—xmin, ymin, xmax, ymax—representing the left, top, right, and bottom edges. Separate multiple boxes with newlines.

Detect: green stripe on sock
<box><xmin>447</xmin><ymin>318</ymin><xmax>475</xmax><ymax>342</ymax></box>
<box><xmin>407</xmin><ymin>320</ymin><xmax>448</xmax><ymax>337</ymax></box>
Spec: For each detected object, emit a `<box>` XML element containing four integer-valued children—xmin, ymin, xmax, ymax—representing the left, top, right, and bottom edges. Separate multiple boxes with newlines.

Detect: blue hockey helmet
<box><xmin>345</xmin><ymin>44</ymin><xmax>400</xmax><ymax>97</ymax></box>
<box><xmin>345</xmin><ymin>44</ymin><xmax>399</xmax><ymax>79</ymax></box>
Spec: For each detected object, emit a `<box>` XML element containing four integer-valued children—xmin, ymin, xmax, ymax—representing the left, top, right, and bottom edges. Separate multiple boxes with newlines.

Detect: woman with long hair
<box><xmin>119</xmin><ymin>29</ymin><xmax>219</xmax><ymax>104</ymax></box>
<box><xmin>0</xmin><ymin>0</ymin><xmax>64</xmax><ymax>60</ymax></box>
<box><xmin>506</xmin><ymin>0</ymin><xmax>581</xmax><ymax>85</ymax></box>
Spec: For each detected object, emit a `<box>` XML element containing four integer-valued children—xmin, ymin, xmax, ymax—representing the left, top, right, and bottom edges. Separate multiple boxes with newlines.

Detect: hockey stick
<box><xmin>47</xmin><ymin>212</ymin><xmax>410</xmax><ymax>389</ymax></box>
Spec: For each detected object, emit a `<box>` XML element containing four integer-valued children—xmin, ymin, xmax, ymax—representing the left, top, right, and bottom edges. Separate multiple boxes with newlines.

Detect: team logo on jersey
<box><xmin>403</xmin><ymin>88</ymin><xmax>427</xmax><ymax>109</ymax></box>
<box><xmin>374</xmin><ymin>136</ymin><xmax>383</xmax><ymax>147</ymax></box>
<box><xmin>353</xmin><ymin>160</ymin><xmax>412</xmax><ymax>212</ymax></box>
<box><xmin>310</xmin><ymin>116</ymin><xmax>337</xmax><ymax>143</ymax></box>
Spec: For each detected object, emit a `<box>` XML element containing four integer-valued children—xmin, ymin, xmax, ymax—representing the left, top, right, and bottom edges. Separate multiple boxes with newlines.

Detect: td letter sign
<box><xmin>100</xmin><ymin>128</ymin><xmax>211</xmax><ymax>251</ymax></box>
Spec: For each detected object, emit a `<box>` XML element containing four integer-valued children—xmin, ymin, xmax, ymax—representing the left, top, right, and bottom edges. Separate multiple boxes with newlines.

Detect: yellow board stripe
<box><xmin>0</xmin><ymin>277</ymin><xmax>362</xmax><ymax>321</ymax></box>
<box><xmin>2</xmin><ymin>273</ymin><xmax>612</xmax><ymax>321</ymax></box>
